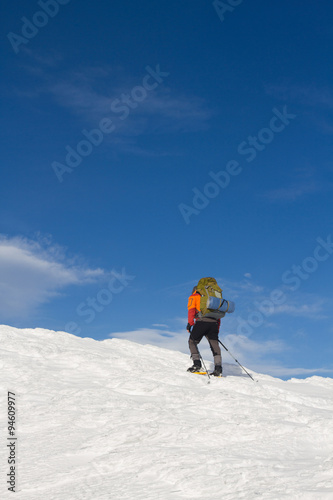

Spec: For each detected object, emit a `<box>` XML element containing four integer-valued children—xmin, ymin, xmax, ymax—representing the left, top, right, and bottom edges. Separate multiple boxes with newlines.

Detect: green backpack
<box><xmin>196</xmin><ymin>277</ymin><xmax>224</xmax><ymax>319</ymax></box>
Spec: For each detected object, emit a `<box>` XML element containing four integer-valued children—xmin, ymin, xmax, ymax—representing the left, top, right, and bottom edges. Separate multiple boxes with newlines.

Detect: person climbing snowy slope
<box><xmin>186</xmin><ymin>283</ymin><xmax>223</xmax><ymax>376</ymax></box>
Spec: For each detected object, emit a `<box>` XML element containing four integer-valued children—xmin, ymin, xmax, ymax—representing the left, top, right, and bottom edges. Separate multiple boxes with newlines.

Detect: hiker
<box><xmin>186</xmin><ymin>285</ymin><xmax>223</xmax><ymax>377</ymax></box>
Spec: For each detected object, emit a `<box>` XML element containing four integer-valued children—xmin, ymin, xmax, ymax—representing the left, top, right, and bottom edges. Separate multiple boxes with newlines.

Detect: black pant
<box><xmin>188</xmin><ymin>320</ymin><xmax>222</xmax><ymax>366</ymax></box>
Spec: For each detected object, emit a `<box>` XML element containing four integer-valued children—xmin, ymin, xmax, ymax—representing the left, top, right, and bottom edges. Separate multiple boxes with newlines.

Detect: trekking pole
<box><xmin>189</xmin><ymin>332</ymin><xmax>211</xmax><ymax>381</ymax></box>
<box><xmin>218</xmin><ymin>339</ymin><xmax>256</xmax><ymax>382</ymax></box>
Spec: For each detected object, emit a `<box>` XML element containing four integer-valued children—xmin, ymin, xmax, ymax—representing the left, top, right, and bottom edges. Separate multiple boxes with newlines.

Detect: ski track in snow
<box><xmin>1</xmin><ymin>325</ymin><xmax>333</xmax><ymax>500</ymax></box>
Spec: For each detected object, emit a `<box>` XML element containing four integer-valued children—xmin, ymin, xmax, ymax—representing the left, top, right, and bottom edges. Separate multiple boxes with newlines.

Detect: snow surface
<box><xmin>1</xmin><ymin>325</ymin><xmax>333</xmax><ymax>500</ymax></box>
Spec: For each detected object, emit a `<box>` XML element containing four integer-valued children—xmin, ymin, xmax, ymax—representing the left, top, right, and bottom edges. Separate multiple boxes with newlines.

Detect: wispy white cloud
<box><xmin>110</xmin><ymin>327</ymin><xmax>188</xmax><ymax>355</ymax></box>
<box><xmin>47</xmin><ymin>79</ymin><xmax>213</xmax><ymax>137</ymax></box>
<box><xmin>272</xmin><ymin>301</ymin><xmax>327</xmax><ymax>320</ymax></box>
<box><xmin>265</xmin><ymin>82</ymin><xmax>333</xmax><ymax>109</ymax></box>
<box><xmin>16</xmin><ymin>54</ymin><xmax>213</xmax><ymax>141</ymax></box>
<box><xmin>222</xmin><ymin>333</ymin><xmax>286</xmax><ymax>355</ymax></box>
<box><xmin>222</xmin><ymin>273</ymin><xmax>329</xmax><ymax>324</ymax></box>
<box><xmin>262</xmin><ymin>165</ymin><xmax>332</xmax><ymax>203</ymax></box>
<box><xmin>253</xmin><ymin>365</ymin><xmax>333</xmax><ymax>378</ymax></box>
<box><xmin>265</xmin><ymin>182</ymin><xmax>320</xmax><ymax>202</ymax></box>
<box><xmin>9</xmin><ymin>51</ymin><xmax>214</xmax><ymax>160</ymax></box>
<box><xmin>217</xmin><ymin>277</ymin><xmax>265</xmax><ymax>300</ymax></box>
<box><xmin>48</xmin><ymin>80</ymin><xmax>113</xmax><ymax>121</ymax></box>
<box><xmin>200</xmin><ymin>333</ymin><xmax>333</xmax><ymax>378</ymax></box>
<box><xmin>21</xmin><ymin>47</ymin><xmax>64</xmax><ymax>68</ymax></box>
<box><xmin>265</xmin><ymin>81</ymin><xmax>333</xmax><ymax>138</ymax></box>
<box><xmin>0</xmin><ymin>234</ymin><xmax>111</xmax><ymax>319</ymax></box>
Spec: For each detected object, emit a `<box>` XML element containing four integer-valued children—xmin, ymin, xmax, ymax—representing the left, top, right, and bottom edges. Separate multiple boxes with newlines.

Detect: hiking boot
<box><xmin>187</xmin><ymin>360</ymin><xmax>202</xmax><ymax>372</ymax></box>
<box><xmin>211</xmin><ymin>365</ymin><xmax>222</xmax><ymax>377</ymax></box>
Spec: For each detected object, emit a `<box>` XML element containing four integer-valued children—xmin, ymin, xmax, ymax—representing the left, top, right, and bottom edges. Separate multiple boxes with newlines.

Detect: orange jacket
<box><xmin>187</xmin><ymin>292</ymin><xmax>201</xmax><ymax>326</ymax></box>
<box><xmin>187</xmin><ymin>291</ymin><xmax>221</xmax><ymax>330</ymax></box>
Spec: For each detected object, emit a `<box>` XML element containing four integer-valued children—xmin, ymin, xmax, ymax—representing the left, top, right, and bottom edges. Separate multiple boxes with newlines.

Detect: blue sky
<box><xmin>1</xmin><ymin>0</ymin><xmax>333</xmax><ymax>378</ymax></box>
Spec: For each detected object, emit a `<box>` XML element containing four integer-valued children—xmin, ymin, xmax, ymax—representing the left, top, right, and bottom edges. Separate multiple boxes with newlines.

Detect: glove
<box><xmin>186</xmin><ymin>323</ymin><xmax>192</xmax><ymax>333</ymax></box>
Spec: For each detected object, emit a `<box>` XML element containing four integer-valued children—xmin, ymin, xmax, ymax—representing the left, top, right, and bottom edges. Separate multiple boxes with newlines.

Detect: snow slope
<box><xmin>1</xmin><ymin>325</ymin><xmax>333</xmax><ymax>500</ymax></box>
